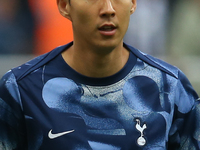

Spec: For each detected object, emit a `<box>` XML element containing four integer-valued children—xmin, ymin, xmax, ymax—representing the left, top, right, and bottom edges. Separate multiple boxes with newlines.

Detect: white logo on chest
<box><xmin>48</xmin><ymin>129</ymin><xmax>75</xmax><ymax>139</ymax></box>
<box><xmin>135</xmin><ymin>119</ymin><xmax>147</xmax><ymax>146</ymax></box>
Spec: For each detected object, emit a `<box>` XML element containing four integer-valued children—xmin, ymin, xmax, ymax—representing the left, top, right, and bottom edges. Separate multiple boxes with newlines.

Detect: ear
<box><xmin>130</xmin><ymin>0</ymin><xmax>137</xmax><ymax>14</ymax></box>
<box><xmin>57</xmin><ymin>0</ymin><xmax>72</xmax><ymax>21</ymax></box>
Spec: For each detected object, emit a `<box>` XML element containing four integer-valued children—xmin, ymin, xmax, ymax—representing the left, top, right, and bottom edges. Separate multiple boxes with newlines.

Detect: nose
<box><xmin>100</xmin><ymin>0</ymin><xmax>116</xmax><ymax>18</ymax></box>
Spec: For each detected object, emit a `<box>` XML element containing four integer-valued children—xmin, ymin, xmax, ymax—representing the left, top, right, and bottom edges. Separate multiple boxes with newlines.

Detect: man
<box><xmin>0</xmin><ymin>0</ymin><xmax>199</xmax><ymax>149</ymax></box>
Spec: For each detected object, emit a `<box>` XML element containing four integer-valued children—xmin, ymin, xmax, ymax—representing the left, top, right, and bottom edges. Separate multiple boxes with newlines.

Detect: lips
<box><xmin>99</xmin><ymin>25</ymin><xmax>116</xmax><ymax>31</ymax></box>
<box><xmin>98</xmin><ymin>24</ymin><xmax>117</xmax><ymax>36</ymax></box>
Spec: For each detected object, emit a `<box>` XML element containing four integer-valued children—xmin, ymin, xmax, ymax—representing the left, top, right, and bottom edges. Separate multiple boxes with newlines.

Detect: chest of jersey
<box><xmin>21</xmin><ymin>74</ymin><xmax>172</xmax><ymax>150</ymax></box>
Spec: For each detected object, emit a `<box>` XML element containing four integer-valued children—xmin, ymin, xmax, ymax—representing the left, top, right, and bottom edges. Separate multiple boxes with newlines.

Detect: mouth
<box><xmin>99</xmin><ymin>25</ymin><xmax>116</xmax><ymax>31</ymax></box>
<box><xmin>98</xmin><ymin>24</ymin><xmax>117</xmax><ymax>36</ymax></box>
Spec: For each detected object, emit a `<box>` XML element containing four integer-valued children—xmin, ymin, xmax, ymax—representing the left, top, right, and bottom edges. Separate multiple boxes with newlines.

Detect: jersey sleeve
<box><xmin>168</xmin><ymin>70</ymin><xmax>200</xmax><ymax>149</ymax></box>
<box><xmin>0</xmin><ymin>71</ymin><xmax>27</xmax><ymax>149</ymax></box>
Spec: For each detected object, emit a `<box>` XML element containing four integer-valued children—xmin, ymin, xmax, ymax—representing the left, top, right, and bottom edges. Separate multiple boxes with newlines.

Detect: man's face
<box><xmin>59</xmin><ymin>0</ymin><xmax>136</xmax><ymax>51</ymax></box>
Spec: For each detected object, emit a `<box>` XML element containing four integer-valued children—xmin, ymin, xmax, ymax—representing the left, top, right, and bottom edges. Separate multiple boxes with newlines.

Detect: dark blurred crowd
<box><xmin>0</xmin><ymin>0</ymin><xmax>199</xmax><ymax>56</ymax></box>
<box><xmin>0</xmin><ymin>0</ymin><xmax>72</xmax><ymax>55</ymax></box>
<box><xmin>0</xmin><ymin>0</ymin><xmax>34</xmax><ymax>54</ymax></box>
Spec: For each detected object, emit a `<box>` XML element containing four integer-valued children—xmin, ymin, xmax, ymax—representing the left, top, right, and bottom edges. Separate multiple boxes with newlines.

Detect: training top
<box><xmin>0</xmin><ymin>42</ymin><xmax>200</xmax><ymax>150</ymax></box>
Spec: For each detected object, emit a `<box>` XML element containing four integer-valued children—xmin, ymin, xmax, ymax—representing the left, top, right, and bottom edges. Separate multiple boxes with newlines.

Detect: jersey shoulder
<box><xmin>125</xmin><ymin>43</ymin><xmax>179</xmax><ymax>79</ymax></box>
<box><xmin>126</xmin><ymin>43</ymin><xmax>199</xmax><ymax>99</ymax></box>
<box><xmin>11</xmin><ymin>42</ymin><xmax>73</xmax><ymax>81</ymax></box>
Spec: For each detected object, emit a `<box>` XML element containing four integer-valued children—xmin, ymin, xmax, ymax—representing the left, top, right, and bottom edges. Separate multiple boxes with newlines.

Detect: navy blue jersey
<box><xmin>0</xmin><ymin>42</ymin><xmax>200</xmax><ymax>150</ymax></box>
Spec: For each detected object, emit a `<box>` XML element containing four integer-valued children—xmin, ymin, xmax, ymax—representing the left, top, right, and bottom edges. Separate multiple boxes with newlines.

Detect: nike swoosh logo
<box><xmin>48</xmin><ymin>129</ymin><xmax>75</xmax><ymax>139</ymax></box>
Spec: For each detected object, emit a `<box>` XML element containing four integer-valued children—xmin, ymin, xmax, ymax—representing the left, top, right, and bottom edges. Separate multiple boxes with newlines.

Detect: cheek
<box><xmin>73</xmin><ymin>10</ymin><xmax>95</xmax><ymax>30</ymax></box>
<box><xmin>118</xmin><ymin>10</ymin><xmax>131</xmax><ymax>29</ymax></box>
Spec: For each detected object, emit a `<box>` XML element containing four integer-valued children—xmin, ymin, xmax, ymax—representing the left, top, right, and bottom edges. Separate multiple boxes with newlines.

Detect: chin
<box><xmin>95</xmin><ymin>39</ymin><xmax>123</xmax><ymax>50</ymax></box>
<box><xmin>94</xmin><ymin>44</ymin><xmax>122</xmax><ymax>55</ymax></box>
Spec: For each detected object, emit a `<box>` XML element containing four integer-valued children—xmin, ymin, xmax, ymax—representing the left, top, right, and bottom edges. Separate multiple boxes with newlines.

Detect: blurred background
<box><xmin>0</xmin><ymin>0</ymin><xmax>199</xmax><ymax>94</ymax></box>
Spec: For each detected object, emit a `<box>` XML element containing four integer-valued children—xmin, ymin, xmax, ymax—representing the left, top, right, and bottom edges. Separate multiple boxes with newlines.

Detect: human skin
<box><xmin>57</xmin><ymin>0</ymin><xmax>137</xmax><ymax>77</ymax></box>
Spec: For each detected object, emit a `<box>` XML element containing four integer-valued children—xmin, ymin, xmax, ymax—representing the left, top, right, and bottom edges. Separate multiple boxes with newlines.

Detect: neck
<box><xmin>62</xmin><ymin>42</ymin><xmax>129</xmax><ymax>78</ymax></box>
